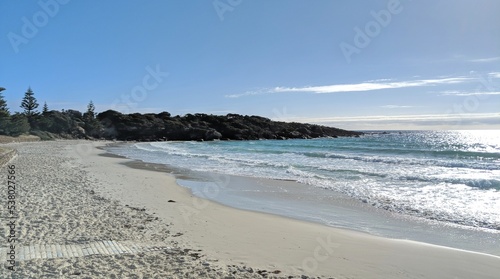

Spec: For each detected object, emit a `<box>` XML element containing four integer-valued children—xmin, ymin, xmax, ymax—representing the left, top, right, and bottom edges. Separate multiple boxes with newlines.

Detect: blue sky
<box><xmin>1</xmin><ymin>0</ymin><xmax>499</xmax><ymax>130</ymax></box>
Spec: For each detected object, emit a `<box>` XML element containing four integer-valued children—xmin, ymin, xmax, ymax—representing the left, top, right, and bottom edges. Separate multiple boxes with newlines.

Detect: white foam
<box><xmin>109</xmin><ymin>135</ymin><xmax>500</xmax><ymax>231</ymax></box>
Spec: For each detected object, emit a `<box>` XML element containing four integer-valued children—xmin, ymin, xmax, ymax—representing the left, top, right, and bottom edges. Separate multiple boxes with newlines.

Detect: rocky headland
<box><xmin>96</xmin><ymin>110</ymin><xmax>362</xmax><ymax>141</ymax></box>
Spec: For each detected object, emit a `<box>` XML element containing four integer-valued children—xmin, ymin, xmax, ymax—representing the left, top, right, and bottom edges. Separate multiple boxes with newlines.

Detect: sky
<box><xmin>1</xmin><ymin>0</ymin><xmax>499</xmax><ymax>130</ymax></box>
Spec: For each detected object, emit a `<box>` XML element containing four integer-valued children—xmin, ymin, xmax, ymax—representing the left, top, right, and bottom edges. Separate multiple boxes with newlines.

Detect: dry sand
<box><xmin>1</xmin><ymin>140</ymin><xmax>499</xmax><ymax>278</ymax></box>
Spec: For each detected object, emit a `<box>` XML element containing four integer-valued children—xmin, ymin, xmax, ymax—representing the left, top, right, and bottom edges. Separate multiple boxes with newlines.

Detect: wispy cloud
<box><xmin>284</xmin><ymin>113</ymin><xmax>500</xmax><ymax>130</ymax></box>
<box><xmin>226</xmin><ymin>76</ymin><xmax>473</xmax><ymax>98</ymax></box>
<box><xmin>439</xmin><ymin>91</ymin><xmax>500</xmax><ymax>96</ymax></box>
<box><xmin>489</xmin><ymin>72</ymin><xmax>500</xmax><ymax>79</ymax></box>
<box><xmin>294</xmin><ymin>113</ymin><xmax>500</xmax><ymax>123</ymax></box>
<box><xmin>380</xmin><ymin>105</ymin><xmax>416</xmax><ymax>109</ymax></box>
<box><xmin>298</xmin><ymin>113</ymin><xmax>500</xmax><ymax>123</ymax></box>
<box><xmin>364</xmin><ymin>78</ymin><xmax>393</xmax><ymax>83</ymax></box>
<box><xmin>469</xmin><ymin>57</ymin><xmax>500</xmax><ymax>63</ymax></box>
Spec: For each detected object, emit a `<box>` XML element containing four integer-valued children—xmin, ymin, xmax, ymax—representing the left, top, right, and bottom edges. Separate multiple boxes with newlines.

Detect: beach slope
<box><xmin>2</xmin><ymin>140</ymin><xmax>499</xmax><ymax>278</ymax></box>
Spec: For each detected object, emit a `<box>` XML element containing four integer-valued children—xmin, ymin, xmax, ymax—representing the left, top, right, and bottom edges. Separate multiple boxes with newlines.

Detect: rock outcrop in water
<box><xmin>96</xmin><ymin>110</ymin><xmax>362</xmax><ymax>141</ymax></box>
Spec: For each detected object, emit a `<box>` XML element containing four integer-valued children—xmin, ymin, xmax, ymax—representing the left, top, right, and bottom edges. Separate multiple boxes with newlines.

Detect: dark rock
<box><xmin>204</xmin><ymin>129</ymin><xmax>222</xmax><ymax>141</ymax></box>
<box><xmin>93</xmin><ymin>110</ymin><xmax>363</xmax><ymax>142</ymax></box>
<box><xmin>31</xmin><ymin>108</ymin><xmax>363</xmax><ymax>141</ymax></box>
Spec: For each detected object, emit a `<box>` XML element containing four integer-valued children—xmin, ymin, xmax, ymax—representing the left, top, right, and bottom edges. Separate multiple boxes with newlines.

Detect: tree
<box><xmin>8</xmin><ymin>113</ymin><xmax>30</xmax><ymax>136</ymax></box>
<box><xmin>0</xmin><ymin>87</ymin><xmax>9</xmax><ymax>135</ymax></box>
<box><xmin>42</xmin><ymin>102</ymin><xmax>49</xmax><ymax>114</ymax></box>
<box><xmin>86</xmin><ymin>100</ymin><xmax>95</xmax><ymax>119</ymax></box>
<box><xmin>0</xmin><ymin>87</ymin><xmax>8</xmax><ymax>117</ymax></box>
<box><xmin>20</xmin><ymin>87</ymin><xmax>39</xmax><ymax>116</ymax></box>
<box><xmin>83</xmin><ymin>100</ymin><xmax>101</xmax><ymax>137</ymax></box>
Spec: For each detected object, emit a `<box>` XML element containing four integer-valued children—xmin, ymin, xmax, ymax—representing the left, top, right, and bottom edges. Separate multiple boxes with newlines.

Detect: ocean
<box><xmin>107</xmin><ymin>130</ymin><xmax>500</xmax><ymax>255</ymax></box>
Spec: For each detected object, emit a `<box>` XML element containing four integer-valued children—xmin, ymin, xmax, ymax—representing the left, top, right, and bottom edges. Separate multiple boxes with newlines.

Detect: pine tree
<box><xmin>20</xmin><ymin>87</ymin><xmax>39</xmax><ymax>116</ymax></box>
<box><xmin>85</xmin><ymin>100</ymin><xmax>95</xmax><ymax>120</ymax></box>
<box><xmin>43</xmin><ymin>101</ymin><xmax>49</xmax><ymax>114</ymax></box>
<box><xmin>83</xmin><ymin>100</ymin><xmax>100</xmax><ymax>137</ymax></box>
<box><xmin>0</xmin><ymin>87</ymin><xmax>9</xmax><ymax>117</ymax></box>
<box><xmin>0</xmin><ymin>87</ymin><xmax>10</xmax><ymax>135</ymax></box>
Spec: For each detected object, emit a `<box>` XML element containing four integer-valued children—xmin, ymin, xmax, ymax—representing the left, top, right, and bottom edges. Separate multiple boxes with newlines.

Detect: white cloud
<box><xmin>380</xmin><ymin>105</ymin><xmax>415</xmax><ymax>109</ymax></box>
<box><xmin>226</xmin><ymin>76</ymin><xmax>473</xmax><ymax>98</ymax></box>
<box><xmin>437</xmin><ymin>90</ymin><xmax>461</xmax><ymax>95</ymax></box>
<box><xmin>225</xmin><ymin>88</ymin><xmax>272</xmax><ymax>98</ymax></box>
<box><xmin>282</xmin><ymin>113</ymin><xmax>500</xmax><ymax>130</ymax></box>
<box><xmin>298</xmin><ymin>113</ymin><xmax>499</xmax><ymax>123</ymax></box>
<box><xmin>439</xmin><ymin>91</ymin><xmax>500</xmax><ymax>96</ymax></box>
<box><xmin>489</xmin><ymin>72</ymin><xmax>500</xmax><ymax>79</ymax></box>
<box><xmin>469</xmin><ymin>57</ymin><xmax>500</xmax><ymax>63</ymax></box>
<box><xmin>364</xmin><ymin>78</ymin><xmax>393</xmax><ymax>82</ymax></box>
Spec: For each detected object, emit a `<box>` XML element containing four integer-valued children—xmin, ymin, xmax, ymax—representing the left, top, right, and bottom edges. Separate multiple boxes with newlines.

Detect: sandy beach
<box><xmin>2</xmin><ymin>140</ymin><xmax>499</xmax><ymax>278</ymax></box>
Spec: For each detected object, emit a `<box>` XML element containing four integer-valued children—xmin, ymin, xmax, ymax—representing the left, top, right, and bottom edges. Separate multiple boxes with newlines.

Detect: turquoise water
<box><xmin>108</xmin><ymin>130</ymin><xmax>500</xmax><ymax>231</ymax></box>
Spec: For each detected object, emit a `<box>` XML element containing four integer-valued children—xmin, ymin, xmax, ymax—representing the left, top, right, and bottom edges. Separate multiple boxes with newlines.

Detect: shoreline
<box><xmin>4</xmin><ymin>140</ymin><xmax>500</xmax><ymax>278</ymax></box>
<box><xmin>107</xmin><ymin>137</ymin><xmax>500</xmax><ymax>234</ymax></box>
<box><xmin>88</xmin><ymin>141</ymin><xmax>500</xmax><ymax>277</ymax></box>
<box><xmin>174</xmin><ymin>174</ymin><xmax>500</xmax><ymax>256</ymax></box>
<box><xmin>107</xmin><ymin>141</ymin><xmax>500</xmax><ymax>258</ymax></box>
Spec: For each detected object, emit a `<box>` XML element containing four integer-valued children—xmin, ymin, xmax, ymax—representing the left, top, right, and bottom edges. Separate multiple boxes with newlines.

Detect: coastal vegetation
<box><xmin>0</xmin><ymin>87</ymin><xmax>362</xmax><ymax>141</ymax></box>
